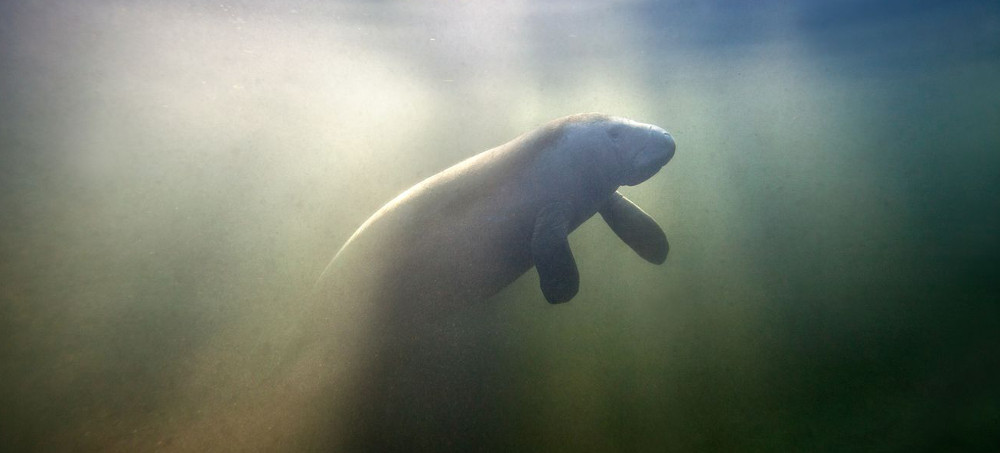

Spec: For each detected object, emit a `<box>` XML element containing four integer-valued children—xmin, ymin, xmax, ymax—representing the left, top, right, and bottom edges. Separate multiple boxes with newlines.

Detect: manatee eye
<box><xmin>607</xmin><ymin>124</ymin><xmax>627</xmax><ymax>142</ymax></box>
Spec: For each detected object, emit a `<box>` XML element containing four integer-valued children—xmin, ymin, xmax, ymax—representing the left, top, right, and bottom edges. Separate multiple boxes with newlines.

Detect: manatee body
<box><xmin>317</xmin><ymin>113</ymin><xmax>676</xmax><ymax>315</ymax></box>
<box><xmin>289</xmin><ymin>113</ymin><xmax>676</xmax><ymax>450</ymax></box>
<box><xmin>166</xmin><ymin>114</ymin><xmax>676</xmax><ymax>451</ymax></box>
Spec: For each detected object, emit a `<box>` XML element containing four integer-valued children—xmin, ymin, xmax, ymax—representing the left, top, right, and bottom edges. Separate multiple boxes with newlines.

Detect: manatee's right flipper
<box><xmin>531</xmin><ymin>202</ymin><xmax>579</xmax><ymax>304</ymax></box>
<box><xmin>599</xmin><ymin>191</ymin><xmax>669</xmax><ymax>264</ymax></box>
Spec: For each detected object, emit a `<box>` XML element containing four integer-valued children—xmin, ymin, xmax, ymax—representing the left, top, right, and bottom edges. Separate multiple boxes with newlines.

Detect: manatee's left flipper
<box><xmin>531</xmin><ymin>202</ymin><xmax>579</xmax><ymax>304</ymax></box>
<box><xmin>598</xmin><ymin>191</ymin><xmax>669</xmax><ymax>264</ymax></box>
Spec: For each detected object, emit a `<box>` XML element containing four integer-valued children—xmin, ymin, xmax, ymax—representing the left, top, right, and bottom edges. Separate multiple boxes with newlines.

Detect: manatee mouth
<box><xmin>623</xmin><ymin>126</ymin><xmax>675</xmax><ymax>186</ymax></box>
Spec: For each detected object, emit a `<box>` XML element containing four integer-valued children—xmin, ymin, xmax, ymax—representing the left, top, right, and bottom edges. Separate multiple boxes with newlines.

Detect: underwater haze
<box><xmin>2</xmin><ymin>0</ymin><xmax>999</xmax><ymax>451</ymax></box>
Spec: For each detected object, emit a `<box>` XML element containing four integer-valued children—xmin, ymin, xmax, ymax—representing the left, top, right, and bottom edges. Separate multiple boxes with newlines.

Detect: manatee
<box><xmin>275</xmin><ymin>113</ymin><xmax>678</xmax><ymax>450</ymax></box>
<box><xmin>316</xmin><ymin>112</ymin><xmax>675</xmax><ymax>310</ymax></box>
<box><xmin>164</xmin><ymin>114</ymin><xmax>676</xmax><ymax>451</ymax></box>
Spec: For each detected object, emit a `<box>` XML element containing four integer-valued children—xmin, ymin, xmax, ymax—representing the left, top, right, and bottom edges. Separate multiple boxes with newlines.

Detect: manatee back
<box><xmin>314</xmin><ymin>120</ymin><xmax>570</xmax><ymax>313</ymax></box>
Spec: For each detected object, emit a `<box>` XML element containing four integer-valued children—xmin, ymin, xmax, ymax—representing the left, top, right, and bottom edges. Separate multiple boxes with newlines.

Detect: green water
<box><xmin>2</xmin><ymin>0</ymin><xmax>998</xmax><ymax>451</ymax></box>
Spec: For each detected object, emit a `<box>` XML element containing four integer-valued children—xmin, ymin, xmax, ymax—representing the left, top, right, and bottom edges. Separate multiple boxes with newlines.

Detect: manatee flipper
<box><xmin>599</xmin><ymin>191</ymin><xmax>669</xmax><ymax>264</ymax></box>
<box><xmin>531</xmin><ymin>202</ymin><xmax>579</xmax><ymax>304</ymax></box>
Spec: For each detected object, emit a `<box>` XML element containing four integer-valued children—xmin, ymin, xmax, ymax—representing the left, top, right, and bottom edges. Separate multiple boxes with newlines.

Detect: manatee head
<box><xmin>556</xmin><ymin>114</ymin><xmax>675</xmax><ymax>188</ymax></box>
<box><xmin>543</xmin><ymin>114</ymin><xmax>675</xmax><ymax>192</ymax></box>
<box><xmin>605</xmin><ymin>118</ymin><xmax>676</xmax><ymax>186</ymax></box>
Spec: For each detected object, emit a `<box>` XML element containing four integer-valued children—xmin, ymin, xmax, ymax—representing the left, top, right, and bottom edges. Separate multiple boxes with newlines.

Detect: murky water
<box><xmin>2</xmin><ymin>0</ymin><xmax>998</xmax><ymax>451</ymax></box>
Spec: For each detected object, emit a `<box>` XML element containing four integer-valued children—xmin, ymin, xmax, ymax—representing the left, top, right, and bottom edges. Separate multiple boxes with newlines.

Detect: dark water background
<box><xmin>2</xmin><ymin>0</ymin><xmax>999</xmax><ymax>450</ymax></box>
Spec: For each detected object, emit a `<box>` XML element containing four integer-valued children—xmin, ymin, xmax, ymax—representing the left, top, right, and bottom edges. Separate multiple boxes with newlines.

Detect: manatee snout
<box><xmin>643</xmin><ymin>125</ymin><xmax>676</xmax><ymax>168</ymax></box>
<box><xmin>624</xmin><ymin>125</ymin><xmax>675</xmax><ymax>186</ymax></box>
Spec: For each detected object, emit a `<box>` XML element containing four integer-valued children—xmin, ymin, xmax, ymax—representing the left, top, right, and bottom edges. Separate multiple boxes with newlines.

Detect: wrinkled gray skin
<box><xmin>295</xmin><ymin>113</ymin><xmax>676</xmax><ymax>450</ymax></box>
<box><xmin>317</xmin><ymin>112</ymin><xmax>676</xmax><ymax>314</ymax></box>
